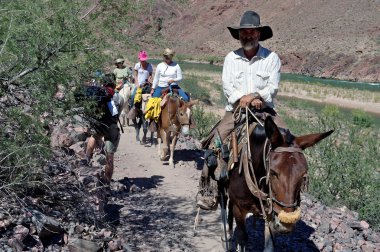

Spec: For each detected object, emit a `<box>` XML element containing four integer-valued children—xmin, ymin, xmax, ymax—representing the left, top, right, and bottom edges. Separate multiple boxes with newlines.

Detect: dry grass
<box><xmin>281</xmin><ymin>82</ymin><xmax>380</xmax><ymax>103</ymax></box>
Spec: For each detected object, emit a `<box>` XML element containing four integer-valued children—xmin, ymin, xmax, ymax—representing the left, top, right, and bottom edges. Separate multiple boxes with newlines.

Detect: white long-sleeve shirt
<box><xmin>222</xmin><ymin>45</ymin><xmax>281</xmax><ymax>111</ymax></box>
<box><xmin>152</xmin><ymin>61</ymin><xmax>183</xmax><ymax>89</ymax></box>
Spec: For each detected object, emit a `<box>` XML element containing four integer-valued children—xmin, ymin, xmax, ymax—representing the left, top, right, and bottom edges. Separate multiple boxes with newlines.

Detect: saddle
<box><xmin>205</xmin><ymin>111</ymin><xmax>267</xmax><ymax>182</ymax></box>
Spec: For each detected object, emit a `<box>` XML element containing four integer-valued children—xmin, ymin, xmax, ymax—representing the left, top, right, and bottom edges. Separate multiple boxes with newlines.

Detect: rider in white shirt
<box><xmin>151</xmin><ymin>48</ymin><xmax>189</xmax><ymax>102</ymax></box>
<box><xmin>130</xmin><ymin>50</ymin><xmax>153</xmax><ymax>107</ymax></box>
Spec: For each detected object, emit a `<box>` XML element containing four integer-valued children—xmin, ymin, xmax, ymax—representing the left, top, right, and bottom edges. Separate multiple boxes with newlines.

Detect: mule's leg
<box><xmin>134</xmin><ymin>124</ymin><xmax>140</xmax><ymax>143</ymax></box>
<box><xmin>169</xmin><ymin>133</ymin><xmax>178</xmax><ymax>167</ymax></box>
<box><xmin>234</xmin><ymin>206</ymin><xmax>248</xmax><ymax>252</ymax></box>
<box><xmin>141</xmin><ymin>118</ymin><xmax>148</xmax><ymax>145</ymax></box>
<box><xmin>220</xmin><ymin>189</ymin><xmax>233</xmax><ymax>251</ymax></box>
<box><xmin>149</xmin><ymin>131</ymin><xmax>155</xmax><ymax>147</ymax></box>
<box><xmin>134</xmin><ymin>116</ymin><xmax>143</xmax><ymax>143</ymax></box>
<box><xmin>264</xmin><ymin>222</ymin><xmax>275</xmax><ymax>252</ymax></box>
<box><xmin>121</xmin><ymin>111</ymin><xmax>125</xmax><ymax>127</ymax></box>
<box><xmin>227</xmin><ymin>199</ymin><xmax>234</xmax><ymax>246</ymax></box>
<box><xmin>159</xmin><ymin>129</ymin><xmax>168</xmax><ymax>161</ymax></box>
<box><xmin>157</xmin><ymin>130</ymin><xmax>161</xmax><ymax>155</ymax></box>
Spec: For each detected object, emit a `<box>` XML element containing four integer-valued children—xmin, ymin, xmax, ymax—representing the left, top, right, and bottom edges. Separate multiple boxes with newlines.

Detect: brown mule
<box><xmin>225</xmin><ymin>116</ymin><xmax>333</xmax><ymax>251</ymax></box>
<box><xmin>157</xmin><ymin>95</ymin><xmax>197</xmax><ymax>167</ymax></box>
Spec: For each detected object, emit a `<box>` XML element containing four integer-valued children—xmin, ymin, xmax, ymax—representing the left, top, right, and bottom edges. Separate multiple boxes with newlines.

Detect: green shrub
<box><xmin>190</xmin><ymin>106</ymin><xmax>220</xmax><ymax>139</ymax></box>
<box><xmin>181</xmin><ymin>76</ymin><xmax>211</xmax><ymax>103</ymax></box>
<box><xmin>0</xmin><ymin>0</ymin><xmax>129</xmax><ymax>195</ymax></box>
<box><xmin>352</xmin><ymin>109</ymin><xmax>375</xmax><ymax>127</ymax></box>
<box><xmin>280</xmin><ymin>102</ymin><xmax>380</xmax><ymax>230</ymax></box>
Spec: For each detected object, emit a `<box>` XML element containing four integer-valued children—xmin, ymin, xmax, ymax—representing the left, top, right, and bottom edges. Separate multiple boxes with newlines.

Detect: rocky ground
<box><xmin>0</xmin><ymin>121</ymin><xmax>379</xmax><ymax>251</ymax></box>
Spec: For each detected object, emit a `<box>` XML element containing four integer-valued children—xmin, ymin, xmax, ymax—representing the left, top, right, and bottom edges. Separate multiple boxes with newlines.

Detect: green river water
<box><xmin>149</xmin><ymin>59</ymin><xmax>380</xmax><ymax>124</ymax></box>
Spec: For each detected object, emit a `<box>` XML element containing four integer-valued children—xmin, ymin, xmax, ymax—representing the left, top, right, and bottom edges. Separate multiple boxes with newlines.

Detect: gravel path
<box><xmin>106</xmin><ymin>125</ymin><xmax>379</xmax><ymax>252</ymax></box>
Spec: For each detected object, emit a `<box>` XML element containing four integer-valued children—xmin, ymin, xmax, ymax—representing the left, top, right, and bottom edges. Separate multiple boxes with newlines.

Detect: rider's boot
<box><xmin>196</xmin><ymin>162</ymin><xmax>219</xmax><ymax>211</ymax></box>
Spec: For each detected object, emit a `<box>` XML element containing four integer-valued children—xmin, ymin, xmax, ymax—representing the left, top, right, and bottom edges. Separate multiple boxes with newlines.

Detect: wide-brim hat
<box><xmin>163</xmin><ymin>48</ymin><xmax>175</xmax><ymax>57</ymax></box>
<box><xmin>115</xmin><ymin>58</ymin><xmax>124</xmax><ymax>64</ymax></box>
<box><xmin>227</xmin><ymin>11</ymin><xmax>273</xmax><ymax>41</ymax></box>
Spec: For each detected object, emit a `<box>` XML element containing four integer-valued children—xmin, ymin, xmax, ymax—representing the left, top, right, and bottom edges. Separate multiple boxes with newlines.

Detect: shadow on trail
<box><xmin>231</xmin><ymin>217</ymin><xmax>318</xmax><ymax>251</ymax></box>
<box><xmin>119</xmin><ymin>175</ymin><xmax>164</xmax><ymax>190</ymax></box>
<box><xmin>103</xmin><ymin>175</ymin><xmax>219</xmax><ymax>251</ymax></box>
<box><xmin>174</xmin><ymin>149</ymin><xmax>204</xmax><ymax>170</ymax></box>
<box><xmin>104</xmin><ymin>176</ymin><xmax>164</xmax><ymax>226</ymax></box>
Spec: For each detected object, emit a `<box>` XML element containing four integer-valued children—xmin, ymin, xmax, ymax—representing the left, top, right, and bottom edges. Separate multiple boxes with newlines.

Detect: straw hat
<box><xmin>115</xmin><ymin>58</ymin><xmax>125</xmax><ymax>64</ymax></box>
<box><xmin>163</xmin><ymin>48</ymin><xmax>175</xmax><ymax>57</ymax></box>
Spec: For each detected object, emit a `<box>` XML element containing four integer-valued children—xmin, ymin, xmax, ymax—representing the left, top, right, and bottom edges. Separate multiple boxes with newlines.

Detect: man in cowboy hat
<box><xmin>197</xmin><ymin>10</ymin><xmax>284</xmax><ymax>210</ymax></box>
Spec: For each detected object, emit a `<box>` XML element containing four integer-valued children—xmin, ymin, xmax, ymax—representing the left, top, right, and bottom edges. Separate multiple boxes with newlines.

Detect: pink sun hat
<box><xmin>138</xmin><ymin>50</ymin><xmax>148</xmax><ymax>61</ymax></box>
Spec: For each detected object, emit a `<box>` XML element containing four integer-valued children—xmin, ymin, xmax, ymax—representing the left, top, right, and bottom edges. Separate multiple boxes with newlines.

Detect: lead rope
<box><xmin>243</xmin><ymin>106</ymin><xmax>276</xmax><ymax>248</ymax></box>
<box><xmin>220</xmin><ymin>190</ymin><xmax>230</xmax><ymax>251</ymax></box>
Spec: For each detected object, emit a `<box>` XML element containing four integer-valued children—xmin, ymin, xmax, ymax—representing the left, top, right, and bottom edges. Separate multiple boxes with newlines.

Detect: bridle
<box><xmin>262</xmin><ymin>139</ymin><xmax>304</xmax><ymax>212</ymax></box>
<box><xmin>167</xmin><ymin>95</ymin><xmax>190</xmax><ymax>134</ymax></box>
<box><xmin>233</xmin><ymin>106</ymin><xmax>305</xmax><ymax>216</ymax></box>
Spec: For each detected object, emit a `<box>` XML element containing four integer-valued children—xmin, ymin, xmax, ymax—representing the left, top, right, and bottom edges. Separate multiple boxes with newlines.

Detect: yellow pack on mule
<box><xmin>144</xmin><ymin>97</ymin><xmax>162</xmax><ymax>122</ymax></box>
<box><xmin>134</xmin><ymin>87</ymin><xmax>143</xmax><ymax>104</ymax></box>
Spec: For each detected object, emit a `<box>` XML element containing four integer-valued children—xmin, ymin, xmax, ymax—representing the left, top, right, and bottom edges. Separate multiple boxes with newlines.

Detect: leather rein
<box><xmin>263</xmin><ymin>140</ymin><xmax>303</xmax><ymax>212</ymax></box>
<box><xmin>167</xmin><ymin>95</ymin><xmax>189</xmax><ymax>134</ymax></box>
<box><xmin>233</xmin><ymin>106</ymin><xmax>304</xmax><ymax>218</ymax></box>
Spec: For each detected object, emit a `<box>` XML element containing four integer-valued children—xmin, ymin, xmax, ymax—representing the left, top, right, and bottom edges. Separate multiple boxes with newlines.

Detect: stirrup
<box><xmin>196</xmin><ymin>197</ymin><xmax>218</xmax><ymax>211</ymax></box>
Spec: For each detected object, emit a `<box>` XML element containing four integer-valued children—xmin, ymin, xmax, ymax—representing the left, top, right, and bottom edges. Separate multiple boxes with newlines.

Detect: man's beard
<box><xmin>240</xmin><ymin>39</ymin><xmax>258</xmax><ymax>51</ymax></box>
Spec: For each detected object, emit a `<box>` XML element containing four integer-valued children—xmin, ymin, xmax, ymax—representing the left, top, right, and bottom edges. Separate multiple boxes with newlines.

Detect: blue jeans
<box><xmin>130</xmin><ymin>87</ymin><xmax>137</xmax><ymax>107</ymax></box>
<box><xmin>152</xmin><ymin>85</ymin><xmax>189</xmax><ymax>102</ymax></box>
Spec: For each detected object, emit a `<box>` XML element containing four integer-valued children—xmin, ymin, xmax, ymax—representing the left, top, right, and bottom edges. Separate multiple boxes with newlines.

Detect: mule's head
<box><xmin>264</xmin><ymin>116</ymin><xmax>333</xmax><ymax>233</ymax></box>
<box><xmin>177</xmin><ymin>99</ymin><xmax>198</xmax><ymax>136</ymax></box>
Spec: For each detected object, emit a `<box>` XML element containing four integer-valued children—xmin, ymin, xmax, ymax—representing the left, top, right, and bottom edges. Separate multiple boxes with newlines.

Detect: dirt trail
<box><xmin>106</xmin><ymin>124</ymin><xmax>379</xmax><ymax>252</ymax></box>
<box><xmin>111</xmin><ymin>126</ymin><xmax>225</xmax><ymax>251</ymax></box>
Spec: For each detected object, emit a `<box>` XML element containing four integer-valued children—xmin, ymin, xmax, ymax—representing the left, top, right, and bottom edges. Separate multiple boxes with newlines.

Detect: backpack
<box><xmin>75</xmin><ymin>86</ymin><xmax>119</xmax><ymax>134</ymax></box>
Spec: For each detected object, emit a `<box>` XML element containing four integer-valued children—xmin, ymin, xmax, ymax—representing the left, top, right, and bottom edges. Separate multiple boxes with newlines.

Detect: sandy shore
<box><xmin>278</xmin><ymin>92</ymin><xmax>380</xmax><ymax>115</ymax></box>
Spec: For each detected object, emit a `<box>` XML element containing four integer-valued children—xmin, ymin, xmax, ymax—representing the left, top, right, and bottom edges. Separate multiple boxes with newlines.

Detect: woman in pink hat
<box><xmin>129</xmin><ymin>51</ymin><xmax>154</xmax><ymax>144</ymax></box>
<box><xmin>130</xmin><ymin>50</ymin><xmax>153</xmax><ymax>107</ymax></box>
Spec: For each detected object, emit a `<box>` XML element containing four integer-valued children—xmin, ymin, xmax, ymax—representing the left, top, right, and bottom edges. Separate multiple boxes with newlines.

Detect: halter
<box><xmin>235</xmin><ymin>106</ymin><xmax>304</xmax><ymax>217</ymax></box>
<box><xmin>167</xmin><ymin>95</ymin><xmax>189</xmax><ymax>134</ymax></box>
<box><xmin>263</xmin><ymin>139</ymin><xmax>304</xmax><ymax>211</ymax></box>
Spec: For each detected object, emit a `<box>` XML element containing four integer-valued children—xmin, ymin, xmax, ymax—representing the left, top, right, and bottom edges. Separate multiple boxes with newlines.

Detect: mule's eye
<box><xmin>270</xmin><ymin>170</ymin><xmax>278</xmax><ymax>178</ymax></box>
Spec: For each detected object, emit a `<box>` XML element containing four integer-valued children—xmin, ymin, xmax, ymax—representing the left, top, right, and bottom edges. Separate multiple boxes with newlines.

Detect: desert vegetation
<box><xmin>281</xmin><ymin>81</ymin><xmax>380</xmax><ymax>103</ymax></box>
<box><xmin>279</xmin><ymin>100</ymin><xmax>379</xmax><ymax>229</ymax></box>
<box><xmin>0</xmin><ymin>2</ymin><xmax>379</xmax><ymax>251</ymax></box>
<box><xmin>175</xmin><ymin>62</ymin><xmax>380</xmax><ymax>230</ymax></box>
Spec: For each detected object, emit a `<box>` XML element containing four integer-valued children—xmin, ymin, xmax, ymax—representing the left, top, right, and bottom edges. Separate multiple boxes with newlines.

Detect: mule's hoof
<box><xmin>169</xmin><ymin>159</ymin><xmax>175</xmax><ymax>167</ymax></box>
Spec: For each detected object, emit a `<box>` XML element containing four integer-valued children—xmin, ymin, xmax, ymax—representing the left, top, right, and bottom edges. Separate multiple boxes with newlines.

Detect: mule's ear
<box><xmin>187</xmin><ymin>99</ymin><xmax>198</xmax><ymax>108</ymax></box>
<box><xmin>295</xmin><ymin>130</ymin><xmax>334</xmax><ymax>150</ymax></box>
<box><xmin>265</xmin><ymin>116</ymin><xmax>284</xmax><ymax>149</ymax></box>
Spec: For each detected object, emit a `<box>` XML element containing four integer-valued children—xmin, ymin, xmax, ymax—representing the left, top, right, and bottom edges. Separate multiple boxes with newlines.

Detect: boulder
<box><xmin>68</xmin><ymin>238</ymin><xmax>101</xmax><ymax>252</ymax></box>
<box><xmin>30</xmin><ymin>210</ymin><xmax>64</xmax><ymax>240</ymax></box>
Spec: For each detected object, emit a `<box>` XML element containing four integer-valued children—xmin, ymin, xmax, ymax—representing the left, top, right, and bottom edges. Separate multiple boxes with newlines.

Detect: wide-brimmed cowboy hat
<box><xmin>227</xmin><ymin>11</ymin><xmax>273</xmax><ymax>41</ymax></box>
<box><xmin>115</xmin><ymin>58</ymin><xmax>124</xmax><ymax>64</ymax></box>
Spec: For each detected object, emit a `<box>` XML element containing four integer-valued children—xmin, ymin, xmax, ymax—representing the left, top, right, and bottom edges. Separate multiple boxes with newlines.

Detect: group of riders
<box><xmin>78</xmin><ymin>11</ymin><xmax>335</xmax><ymax>251</ymax></box>
<box><xmin>84</xmin><ymin>10</ymin><xmax>285</xmax><ymax>210</ymax></box>
<box><xmin>81</xmin><ymin>47</ymin><xmax>190</xmax><ymax>184</ymax></box>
